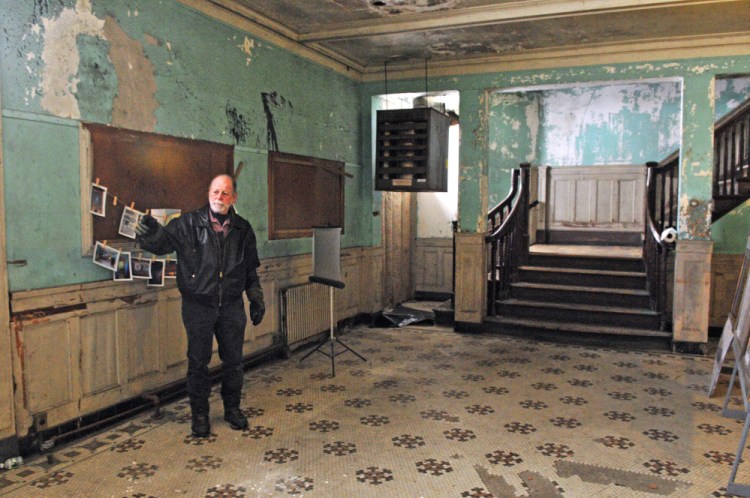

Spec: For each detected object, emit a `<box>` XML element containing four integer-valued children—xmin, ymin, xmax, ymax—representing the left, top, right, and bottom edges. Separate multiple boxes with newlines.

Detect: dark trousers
<box><xmin>182</xmin><ymin>298</ymin><xmax>247</xmax><ymax>415</ymax></box>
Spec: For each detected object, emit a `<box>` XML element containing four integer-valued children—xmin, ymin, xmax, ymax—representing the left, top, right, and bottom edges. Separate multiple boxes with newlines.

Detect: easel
<box><xmin>298</xmin><ymin>227</ymin><xmax>366</xmax><ymax>377</ymax></box>
<box><xmin>299</xmin><ymin>277</ymin><xmax>366</xmax><ymax>377</ymax></box>
<box><xmin>710</xmin><ymin>233</ymin><xmax>750</xmax><ymax>495</ymax></box>
<box><xmin>723</xmin><ymin>339</ymin><xmax>750</xmax><ymax>496</ymax></box>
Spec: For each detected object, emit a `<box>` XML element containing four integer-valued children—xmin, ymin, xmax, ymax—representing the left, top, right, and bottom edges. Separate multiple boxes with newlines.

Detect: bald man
<box><xmin>136</xmin><ymin>174</ymin><xmax>264</xmax><ymax>437</ymax></box>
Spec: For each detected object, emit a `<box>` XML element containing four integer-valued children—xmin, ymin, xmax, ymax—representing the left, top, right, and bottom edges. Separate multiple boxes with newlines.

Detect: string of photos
<box><xmin>89</xmin><ymin>177</ymin><xmax>179</xmax><ymax>288</ymax></box>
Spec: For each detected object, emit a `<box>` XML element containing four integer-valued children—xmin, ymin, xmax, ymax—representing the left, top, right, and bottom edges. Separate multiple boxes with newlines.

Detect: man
<box><xmin>136</xmin><ymin>174</ymin><xmax>265</xmax><ymax>437</ymax></box>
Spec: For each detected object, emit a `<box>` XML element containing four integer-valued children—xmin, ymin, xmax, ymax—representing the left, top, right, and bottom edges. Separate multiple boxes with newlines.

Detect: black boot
<box><xmin>223</xmin><ymin>407</ymin><xmax>248</xmax><ymax>430</ymax></box>
<box><xmin>191</xmin><ymin>413</ymin><xmax>211</xmax><ymax>437</ymax></box>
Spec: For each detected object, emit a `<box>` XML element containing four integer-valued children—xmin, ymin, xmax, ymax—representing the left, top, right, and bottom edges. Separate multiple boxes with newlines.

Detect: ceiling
<box><xmin>206</xmin><ymin>0</ymin><xmax>750</xmax><ymax>77</ymax></box>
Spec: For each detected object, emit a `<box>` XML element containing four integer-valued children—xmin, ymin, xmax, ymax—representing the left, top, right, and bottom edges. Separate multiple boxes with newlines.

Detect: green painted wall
<box><xmin>362</xmin><ymin>58</ymin><xmax>750</xmax><ymax>241</ymax></box>
<box><xmin>487</xmin><ymin>92</ymin><xmax>537</xmax><ymax>207</ymax></box>
<box><xmin>1</xmin><ymin>0</ymin><xmax>369</xmax><ymax>291</ymax></box>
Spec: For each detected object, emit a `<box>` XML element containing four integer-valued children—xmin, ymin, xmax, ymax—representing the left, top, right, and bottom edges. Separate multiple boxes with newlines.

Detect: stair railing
<box><xmin>644</xmin><ymin>155</ymin><xmax>678</xmax><ymax>329</ymax></box>
<box><xmin>485</xmin><ymin>163</ymin><xmax>530</xmax><ymax>316</ymax></box>
<box><xmin>714</xmin><ymin>97</ymin><xmax>750</xmax><ymax>198</ymax></box>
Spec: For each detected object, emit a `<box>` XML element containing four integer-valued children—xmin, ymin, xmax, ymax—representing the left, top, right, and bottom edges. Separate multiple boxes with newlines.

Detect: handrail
<box><xmin>643</xmin><ymin>157</ymin><xmax>678</xmax><ymax>329</ymax></box>
<box><xmin>487</xmin><ymin>169</ymin><xmax>520</xmax><ymax>234</ymax></box>
<box><xmin>714</xmin><ymin>99</ymin><xmax>750</xmax><ymax>199</ymax></box>
<box><xmin>485</xmin><ymin>163</ymin><xmax>530</xmax><ymax>316</ymax></box>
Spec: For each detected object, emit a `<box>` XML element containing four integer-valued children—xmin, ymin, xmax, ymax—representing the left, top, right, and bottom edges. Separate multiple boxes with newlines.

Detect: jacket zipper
<box><xmin>217</xmin><ymin>225</ymin><xmax>231</xmax><ymax>308</ymax></box>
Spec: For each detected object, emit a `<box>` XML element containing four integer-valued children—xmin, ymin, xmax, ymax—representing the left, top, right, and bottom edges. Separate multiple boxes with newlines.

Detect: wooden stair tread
<box><xmin>511</xmin><ymin>282</ymin><xmax>649</xmax><ymax>296</ymax></box>
<box><xmin>519</xmin><ymin>266</ymin><xmax>645</xmax><ymax>278</ymax></box>
<box><xmin>528</xmin><ymin>247</ymin><xmax>641</xmax><ymax>260</ymax></box>
<box><xmin>485</xmin><ymin>316</ymin><xmax>671</xmax><ymax>338</ymax></box>
<box><xmin>499</xmin><ymin>298</ymin><xmax>658</xmax><ymax>316</ymax></box>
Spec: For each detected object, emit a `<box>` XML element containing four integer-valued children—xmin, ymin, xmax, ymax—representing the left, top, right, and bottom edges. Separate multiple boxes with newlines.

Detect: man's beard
<box><xmin>210</xmin><ymin>202</ymin><xmax>229</xmax><ymax>215</ymax></box>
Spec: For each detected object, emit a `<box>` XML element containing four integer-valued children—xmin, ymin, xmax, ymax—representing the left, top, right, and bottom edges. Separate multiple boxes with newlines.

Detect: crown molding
<box><xmin>175</xmin><ymin>0</ymin><xmax>365</xmax><ymax>81</ymax></box>
<box><xmin>175</xmin><ymin>1</ymin><xmax>749</xmax><ymax>85</ymax></box>
<box><xmin>360</xmin><ymin>32</ymin><xmax>750</xmax><ymax>83</ymax></box>
<box><xmin>299</xmin><ymin>0</ymin><xmax>735</xmax><ymax>42</ymax></box>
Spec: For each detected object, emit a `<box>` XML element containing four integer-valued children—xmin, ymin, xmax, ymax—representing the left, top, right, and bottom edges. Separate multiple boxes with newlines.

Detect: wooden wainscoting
<box><xmin>537</xmin><ymin>165</ymin><xmax>646</xmax><ymax>244</ymax></box>
<box><xmin>414</xmin><ymin>238</ymin><xmax>453</xmax><ymax>295</ymax></box>
<box><xmin>710</xmin><ymin>253</ymin><xmax>744</xmax><ymax>328</ymax></box>
<box><xmin>8</xmin><ymin>246</ymin><xmax>384</xmax><ymax>438</ymax></box>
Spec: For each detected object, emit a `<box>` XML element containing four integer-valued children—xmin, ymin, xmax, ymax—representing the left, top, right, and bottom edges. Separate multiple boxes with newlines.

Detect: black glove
<box><xmin>247</xmin><ymin>286</ymin><xmax>265</xmax><ymax>326</ymax></box>
<box><xmin>135</xmin><ymin>214</ymin><xmax>159</xmax><ymax>237</ymax></box>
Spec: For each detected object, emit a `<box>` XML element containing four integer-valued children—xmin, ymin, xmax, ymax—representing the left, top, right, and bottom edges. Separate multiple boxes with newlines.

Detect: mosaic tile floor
<box><xmin>0</xmin><ymin>322</ymin><xmax>747</xmax><ymax>497</ymax></box>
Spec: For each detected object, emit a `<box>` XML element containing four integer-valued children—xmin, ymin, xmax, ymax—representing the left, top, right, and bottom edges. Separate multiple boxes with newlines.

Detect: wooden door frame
<box><xmin>0</xmin><ymin>72</ymin><xmax>18</xmax><ymax>458</ymax></box>
<box><xmin>382</xmin><ymin>191</ymin><xmax>416</xmax><ymax>307</ymax></box>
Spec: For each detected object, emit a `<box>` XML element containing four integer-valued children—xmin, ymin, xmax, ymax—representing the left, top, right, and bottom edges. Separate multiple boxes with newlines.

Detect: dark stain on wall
<box><xmin>225</xmin><ymin>102</ymin><xmax>250</xmax><ymax>144</ymax></box>
<box><xmin>261</xmin><ymin>91</ymin><xmax>292</xmax><ymax>152</ymax></box>
<box><xmin>32</xmin><ymin>0</ymin><xmax>54</xmax><ymax>23</ymax></box>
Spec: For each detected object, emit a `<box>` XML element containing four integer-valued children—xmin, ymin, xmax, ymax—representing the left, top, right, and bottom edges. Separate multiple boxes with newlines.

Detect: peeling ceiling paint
<box><xmin>229</xmin><ymin>0</ymin><xmax>750</xmax><ymax>69</ymax></box>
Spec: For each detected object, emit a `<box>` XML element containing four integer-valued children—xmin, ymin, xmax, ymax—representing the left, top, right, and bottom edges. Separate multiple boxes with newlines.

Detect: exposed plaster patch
<box><xmin>689</xmin><ymin>64</ymin><xmax>717</xmax><ymax>75</ymax></box>
<box><xmin>679</xmin><ymin>193</ymin><xmax>711</xmax><ymax>240</ymax></box>
<box><xmin>541</xmin><ymin>82</ymin><xmax>679</xmax><ymax>164</ymax></box>
<box><xmin>102</xmin><ymin>17</ymin><xmax>158</xmax><ymax>131</ymax></box>
<box><xmin>40</xmin><ymin>0</ymin><xmax>105</xmax><ymax>119</ymax></box>
<box><xmin>238</xmin><ymin>36</ymin><xmax>255</xmax><ymax>65</ymax></box>
<box><xmin>143</xmin><ymin>33</ymin><xmax>159</xmax><ymax>46</ymax></box>
<box><xmin>524</xmin><ymin>98</ymin><xmax>539</xmax><ymax>162</ymax></box>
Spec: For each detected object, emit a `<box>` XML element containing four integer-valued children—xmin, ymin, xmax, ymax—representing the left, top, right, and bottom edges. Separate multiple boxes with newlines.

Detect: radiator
<box><xmin>282</xmin><ymin>282</ymin><xmax>331</xmax><ymax>348</ymax></box>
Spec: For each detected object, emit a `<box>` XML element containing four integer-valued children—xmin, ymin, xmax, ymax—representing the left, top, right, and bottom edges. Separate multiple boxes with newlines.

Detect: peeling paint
<box><xmin>40</xmin><ymin>0</ymin><xmax>105</xmax><ymax>119</ymax></box>
<box><xmin>237</xmin><ymin>35</ymin><xmax>255</xmax><ymax>65</ymax></box>
<box><xmin>103</xmin><ymin>17</ymin><xmax>158</xmax><ymax>131</ymax></box>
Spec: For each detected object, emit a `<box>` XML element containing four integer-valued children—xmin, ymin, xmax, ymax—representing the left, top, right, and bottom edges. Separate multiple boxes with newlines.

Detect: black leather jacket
<box><xmin>138</xmin><ymin>205</ymin><xmax>261</xmax><ymax>307</ymax></box>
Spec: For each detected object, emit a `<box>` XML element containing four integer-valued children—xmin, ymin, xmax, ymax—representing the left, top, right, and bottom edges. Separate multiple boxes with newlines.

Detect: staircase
<box><xmin>485</xmin><ymin>244</ymin><xmax>672</xmax><ymax>345</ymax></box>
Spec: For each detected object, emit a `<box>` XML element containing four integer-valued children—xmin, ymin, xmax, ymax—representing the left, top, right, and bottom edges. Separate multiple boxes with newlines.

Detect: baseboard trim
<box><xmin>0</xmin><ymin>435</ymin><xmax>20</xmax><ymax>461</ymax></box>
<box><xmin>672</xmin><ymin>341</ymin><xmax>708</xmax><ymax>355</ymax></box>
<box><xmin>414</xmin><ymin>291</ymin><xmax>452</xmax><ymax>301</ymax></box>
<box><xmin>455</xmin><ymin>321</ymin><xmax>483</xmax><ymax>334</ymax></box>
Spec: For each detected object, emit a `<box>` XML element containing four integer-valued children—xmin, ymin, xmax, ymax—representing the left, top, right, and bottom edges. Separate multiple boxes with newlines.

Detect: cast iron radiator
<box><xmin>281</xmin><ymin>282</ymin><xmax>331</xmax><ymax>349</ymax></box>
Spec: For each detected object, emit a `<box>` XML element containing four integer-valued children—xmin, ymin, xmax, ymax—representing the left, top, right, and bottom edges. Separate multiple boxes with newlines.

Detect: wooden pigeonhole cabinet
<box><xmin>375</xmin><ymin>108</ymin><xmax>450</xmax><ymax>192</ymax></box>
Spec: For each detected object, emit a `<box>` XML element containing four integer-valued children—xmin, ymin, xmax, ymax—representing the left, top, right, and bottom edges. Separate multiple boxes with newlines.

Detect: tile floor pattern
<box><xmin>0</xmin><ymin>324</ymin><xmax>747</xmax><ymax>497</ymax></box>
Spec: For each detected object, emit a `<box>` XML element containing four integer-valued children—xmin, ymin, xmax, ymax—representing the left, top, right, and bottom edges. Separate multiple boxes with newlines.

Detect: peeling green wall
<box><xmin>362</xmin><ymin>57</ymin><xmax>750</xmax><ymax>237</ymax></box>
<box><xmin>1</xmin><ymin>0</ymin><xmax>367</xmax><ymax>291</ymax></box>
<box><xmin>487</xmin><ymin>92</ymin><xmax>537</xmax><ymax>207</ymax></box>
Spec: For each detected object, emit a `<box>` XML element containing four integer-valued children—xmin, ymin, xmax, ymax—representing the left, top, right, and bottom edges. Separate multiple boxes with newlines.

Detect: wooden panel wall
<box><xmin>0</xmin><ymin>73</ymin><xmax>16</xmax><ymax>452</ymax></box>
<box><xmin>710</xmin><ymin>253</ymin><xmax>744</xmax><ymax>328</ymax></box>
<box><xmin>414</xmin><ymin>238</ymin><xmax>453</xmax><ymax>294</ymax></box>
<box><xmin>539</xmin><ymin>165</ymin><xmax>646</xmax><ymax>233</ymax></box>
<box><xmin>9</xmin><ymin>247</ymin><xmax>384</xmax><ymax>438</ymax></box>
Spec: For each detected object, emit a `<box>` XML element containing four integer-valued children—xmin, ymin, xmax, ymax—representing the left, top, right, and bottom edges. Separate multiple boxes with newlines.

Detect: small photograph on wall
<box><xmin>164</xmin><ymin>259</ymin><xmax>177</xmax><ymax>278</ymax></box>
<box><xmin>113</xmin><ymin>252</ymin><xmax>132</xmax><ymax>281</ymax></box>
<box><xmin>90</xmin><ymin>183</ymin><xmax>107</xmax><ymax>217</ymax></box>
<box><xmin>118</xmin><ymin>206</ymin><xmax>144</xmax><ymax>239</ymax></box>
<box><xmin>93</xmin><ymin>241</ymin><xmax>120</xmax><ymax>272</ymax></box>
<box><xmin>132</xmin><ymin>257</ymin><xmax>152</xmax><ymax>279</ymax></box>
<box><xmin>148</xmin><ymin>259</ymin><xmax>165</xmax><ymax>287</ymax></box>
